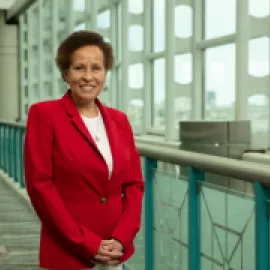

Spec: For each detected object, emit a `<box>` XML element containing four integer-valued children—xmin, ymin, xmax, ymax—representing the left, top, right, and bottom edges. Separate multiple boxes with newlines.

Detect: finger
<box><xmin>102</xmin><ymin>245</ymin><xmax>111</xmax><ymax>251</ymax></box>
<box><xmin>91</xmin><ymin>259</ymin><xmax>102</xmax><ymax>265</ymax></box>
<box><xmin>98</xmin><ymin>247</ymin><xmax>123</xmax><ymax>259</ymax></box>
<box><xmin>94</xmin><ymin>255</ymin><xmax>111</xmax><ymax>262</ymax></box>
<box><xmin>101</xmin><ymin>239</ymin><xmax>114</xmax><ymax>246</ymax></box>
<box><xmin>106</xmin><ymin>260</ymin><xmax>119</xmax><ymax>265</ymax></box>
<box><xmin>98</xmin><ymin>248</ymin><xmax>115</xmax><ymax>257</ymax></box>
<box><xmin>106</xmin><ymin>250</ymin><xmax>123</xmax><ymax>259</ymax></box>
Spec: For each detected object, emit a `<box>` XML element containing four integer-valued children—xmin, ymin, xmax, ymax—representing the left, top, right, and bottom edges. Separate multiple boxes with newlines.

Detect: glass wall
<box><xmin>19</xmin><ymin>0</ymin><xmax>270</xmax><ymax>147</ymax></box>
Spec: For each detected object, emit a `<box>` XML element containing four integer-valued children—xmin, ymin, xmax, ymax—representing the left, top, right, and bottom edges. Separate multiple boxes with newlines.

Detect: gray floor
<box><xmin>0</xmin><ymin>177</ymin><xmax>40</xmax><ymax>269</ymax></box>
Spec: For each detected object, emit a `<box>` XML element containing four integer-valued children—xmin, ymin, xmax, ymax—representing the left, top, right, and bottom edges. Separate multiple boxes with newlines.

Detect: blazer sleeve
<box><xmin>24</xmin><ymin>104</ymin><xmax>101</xmax><ymax>260</ymax></box>
<box><xmin>111</xmin><ymin>114</ymin><xmax>144</xmax><ymax>249</ymax></box>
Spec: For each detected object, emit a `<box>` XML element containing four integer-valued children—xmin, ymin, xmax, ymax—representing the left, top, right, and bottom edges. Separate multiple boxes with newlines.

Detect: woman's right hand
<box><xmin>92</xmin><ymin>244</ymin><xmax>123</xmax><ymax>265</ymax></box>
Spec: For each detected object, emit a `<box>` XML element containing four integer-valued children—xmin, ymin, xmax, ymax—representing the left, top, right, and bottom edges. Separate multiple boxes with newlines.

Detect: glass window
<box><xmin>175</xmin><ymin>54</ymin><xmax>192</xmax><ymax>124</ymax></box>
<box><xmin>249</xmin><ymin>0</ymin><xmax>270</xmax><ymax>17</ymax></box>
<box><xmin>128</xmin><ymin>99</ymin><xmax>144</xmax><ymax>134</ymax></box>
<box><xmin>74</xmin><ymin>23</ymin><xmax>86</xmax><ymax>31</ymax></box>
<box><xmin>128</xmin><ymin>0</ymin><xmax>143</xmax><ymax>14</ymax></box>
<box><xmin>204</xmin><ymin>44</ymin><xmax>235</xmax><ymax>120</ymax></box>
<box><xmin>153</xmin><ymin>0</ymin><xmax>165</xmax><ymax>52</ymax></box>
<box><xmin>175</xmin><ymin>5</ymin><xmax>192</xmax><ymax>39</ymax></box>
<box><xmin>128</xmin><ymin>25</ymin><xmax>143</xmax><ymax>51</ymax></box>
<box><xmin>248</xmin><ymin>95</ymin><xmax>269</xmax><ymax>148</ymax></box>
<box><xmin>97</xmin><ymin>10</ymin><xmax>111</xmax><ymax>29</ymax></box>
<box><xmin>205</xmin><ymin>0</ymin><xmax>236</xmax><ymax>39</ymax></box>
<box><xmin>153</xmin><ymin>58</ymin><xmax>165</xmax><ymax>128</ymax></box>
<box><xmin>248</xmin><ymin>37</ymin><xmax>269</xmax><ymax>77</ymax></box>
<box><xmin>128</xmin><ymin>63</ymin><xmax>144</xmax><ymax>89</ymax></box>
<box><xmin>73</xmin><ymin>0</ymin><xmax>85</xmax><ymax>12</ymax></box>
<box><xmin>175</xmin><ymin>54</ymin><xmax>192</xmax><ymax>84</ymax></box>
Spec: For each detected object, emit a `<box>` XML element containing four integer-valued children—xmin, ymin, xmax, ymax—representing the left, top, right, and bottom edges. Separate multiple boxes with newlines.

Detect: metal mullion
<box><xmin>196</xmin><ymin>34</ymin><xmax>236</xmax><ymax>49</ymax></box>
<box><xmin>120</xmin><ymin>0</ymin><xmax>128</xmax><ymax>112</ymax></box>
<box><xmin>52</xmin><ymin>0</ymin><xmax>58</xmax><ymax>98</ymax></box>
<box><xmin>143</xmin><ymin>0</ymin><xmax>152</xmax><ymax>133</ymax></box>
<box><xmin>165</xmin><ymin>0</ymin><xmax>176</xmax><ymax>140</ymax></box>
<box><xmin>191</xmin><ymin>0</ymin><xmax>203</xmax><ymax>120</ymax></box>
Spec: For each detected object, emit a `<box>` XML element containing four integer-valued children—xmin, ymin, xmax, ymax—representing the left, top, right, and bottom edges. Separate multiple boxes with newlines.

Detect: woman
<box><xmin>24</xmin><ymin>31</ymin><xmax>144</xmax><ymax>270</ymax></box>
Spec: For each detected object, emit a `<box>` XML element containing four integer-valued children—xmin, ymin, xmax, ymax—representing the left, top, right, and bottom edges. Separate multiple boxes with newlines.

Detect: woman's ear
<box><xmin>63</xmin><ymin>69</ymin><xmax>69</xmax><ymax>82</ymax></box>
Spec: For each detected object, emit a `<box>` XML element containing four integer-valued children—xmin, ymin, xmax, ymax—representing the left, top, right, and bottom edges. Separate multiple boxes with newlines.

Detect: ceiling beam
<box><xmin>5</xmin><ymin>0</ymin><xmax>36</xmax><ymax>24</ymax></box>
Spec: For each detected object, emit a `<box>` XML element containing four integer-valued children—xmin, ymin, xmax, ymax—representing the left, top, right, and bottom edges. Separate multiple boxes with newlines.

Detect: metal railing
<box><xmin>1</xmin><ymin>120</ymin><xmax>270</xmax><ymax>270</ymax></box>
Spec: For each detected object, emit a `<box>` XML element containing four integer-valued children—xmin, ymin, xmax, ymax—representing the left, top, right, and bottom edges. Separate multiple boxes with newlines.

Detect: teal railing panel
<box><xmin>2</xmin><ymin>121</ymin><xmax>270</xmax><ymax>270</ymax></box>
<box><xmin>153</xmin><ymin>168</ymin><xmax>189</xmax><ymax>270</ymax></box>
<box><xmin>255</xmin><ymin>183</ymin><xmax>269</xmax><ymax>270</ymax></box>
<box><xmin>0</xmin><ymin>124</ymin><xmax>25</xmax><ymax>188</ymax></box>
<box><xmin>199</xmin><ymin>181</ymin><xmax>255</xmax><ymax>270</ymax></box>
<box><xmin>125</xmin><ymin>197</ymin><xmax>145</xmax><ymax>270</ymax></box>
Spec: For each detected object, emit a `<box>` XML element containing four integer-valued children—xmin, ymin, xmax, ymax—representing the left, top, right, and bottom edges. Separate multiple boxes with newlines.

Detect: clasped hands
<box><xmin>91</xmin><ymin>239</ymin><xmax>124</xmax><ymax>265</ymax></box>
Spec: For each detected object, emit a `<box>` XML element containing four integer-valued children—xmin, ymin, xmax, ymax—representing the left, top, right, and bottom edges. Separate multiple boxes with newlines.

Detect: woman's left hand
<box><xmin>91</xmin><ymin>239</ymin><xmax>123</xmax><ymax>265</ymax></box>
<box><xmin>102</xmin><ymin>239</ymin><xmax>123</xmax><ymax>253</ymax></box>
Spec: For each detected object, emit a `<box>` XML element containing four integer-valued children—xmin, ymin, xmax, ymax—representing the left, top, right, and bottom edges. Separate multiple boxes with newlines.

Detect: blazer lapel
<box><xmin>61</xmin><ymin>91</ymin><xmax>120</xmax><ymax>176</ymax></box>
<box><xmin>61</xmin><ymin>91</ymin><xmax>100</xmax><ymax>154</ymax></box>
<box><xmin>96</xmin><ymin>99</ymin><xmax>119</xmax><ymax>177</ymax></box>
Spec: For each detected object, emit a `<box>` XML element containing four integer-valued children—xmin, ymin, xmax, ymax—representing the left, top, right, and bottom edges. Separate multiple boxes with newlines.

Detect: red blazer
<box><xmin>24</xmin><ymin>91</ymin><xmax>144</xmax><ymax>269</ymax></box>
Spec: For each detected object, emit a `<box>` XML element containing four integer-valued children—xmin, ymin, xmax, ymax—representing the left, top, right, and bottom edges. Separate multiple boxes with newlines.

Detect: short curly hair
<box><xmin>56</xmin><ymin>31</ymin><xmax>114</xmax><ymax>79</ymax></box>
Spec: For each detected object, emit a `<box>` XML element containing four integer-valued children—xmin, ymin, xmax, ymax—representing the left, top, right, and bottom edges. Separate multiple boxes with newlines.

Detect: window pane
<box><xmin>128</xmin><ymin>99</ymin><xmax>144</xmax><ymax>134</ymax></box>
<box><xmin>153</xmin><ymin>0</ymin><xmax>165</xmax><ymax>52</ymax></box>
<box><xmin>248</xmin><ymin>95</ymin><xmax>269</xmax><ymax>148</ymax></box>
<box><xmin>205</xmin><ymin>44</ymin><xmax>235</xmax><ymax>120</ymax></box>
<box><xmin>175</xmin><ymin>54</ymin><xmax>192</xmax><ymax>84</ymax></box>
<box><xmin>175</xmin><ymin>54</ymin><xmax>193</xmax><ymax>124</ymax></box>
<box><xmin>129</xmin><ymin>25</ymin><xmax>143</xmax><ymax>51</ymax></box>
<box><xmin>97</xmin><ymin>10</ymin><xmax>110</xmax><ymax>29</ymax></box>
<box><xmin>248</xmin><ymin>37</ymin><xmax>269</xmax><ymax>77</ymax></box>
<box><xmin>249</xmin><ymin>0</ymin><xmax>270</xmax><ymax>17</ymax></box>
<box><xmin>175</xmin><ymin>5</ymin><xmax>192</xmax><ymax>38</ymax></box>
<box><xmin>205</xmin><ymin>0</ymin><xmax>236</xmax><ymax>39</ymax></box>
<box><xmin>73</xmin><ymin>0</ymin><xmax>85</xmax><ymax>12</ymax></box>
<box><xmin>153</xmin><ymin>58</ymin><xmax>165</xmax><ymax>127</ymax></box>
<box><xmin>74</xmin><ymin>23</ymin><xmax>86</xmax><ymax>31</ymax></box>
<box><xmin>128</xmin><ymin>0</ymin><xmax>143</xmax><ymax>14</ymax></box>
<box><xmin>128</xmin><ymin>63</ymin><xmax>144</xmax><ymax>89</ymax></box>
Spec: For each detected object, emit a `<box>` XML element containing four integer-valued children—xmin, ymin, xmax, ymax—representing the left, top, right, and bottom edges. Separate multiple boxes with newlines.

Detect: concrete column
<box><xmin>0</xmin><ymin>11</ymin><xmax>19</xmax><ymax>121</ymax></box>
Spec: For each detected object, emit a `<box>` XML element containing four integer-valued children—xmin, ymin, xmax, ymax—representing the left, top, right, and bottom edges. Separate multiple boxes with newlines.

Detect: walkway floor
<box><xmin>0</xmin><ymin>176</ymin><xmax>40</xmax><ymax>269</ymax></box>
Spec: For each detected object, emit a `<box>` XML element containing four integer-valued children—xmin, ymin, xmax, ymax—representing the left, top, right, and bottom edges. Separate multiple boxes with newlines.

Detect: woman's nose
<box><xmin>83</xmin><ymin>70</ymin><xmax>94</xmax><ymax>80</ymax></box>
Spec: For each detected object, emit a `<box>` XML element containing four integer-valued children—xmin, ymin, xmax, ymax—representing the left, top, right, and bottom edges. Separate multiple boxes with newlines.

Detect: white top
<box><xmin>81</xmin><ymin>111</ymin><xmax>113</xmax><ymax>179</ymax></box>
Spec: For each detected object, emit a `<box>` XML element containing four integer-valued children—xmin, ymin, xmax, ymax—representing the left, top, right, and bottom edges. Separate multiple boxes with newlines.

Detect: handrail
<box><xmin>0</xmin><ymin>119</ymin><xmax>26</xmax><ymax>128</ymax></box>
<box><xmin>242</xmin><ymin>152</ymin><xmax>270</xmax><ymax>165</ymax></box>
<box><xmin>1</xmin><ymin>119</ymin><xmax>270</xmax><ymax>269</ymax></box>
<box><xmin>136</xmin><ymin>141</ymin><xmax>270</xmax><ymax>185</ymax></box>
<box><xmin>1</xmin><ymin>119</ymin><xmax>270</xmax><ymax>184</ymax></box>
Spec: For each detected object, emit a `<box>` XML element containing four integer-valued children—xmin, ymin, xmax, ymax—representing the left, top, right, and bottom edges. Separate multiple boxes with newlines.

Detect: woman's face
<box><xmin>64</xmin><ymin>45</ymin><xmax>106</xmax><ymax>105</ymax></box>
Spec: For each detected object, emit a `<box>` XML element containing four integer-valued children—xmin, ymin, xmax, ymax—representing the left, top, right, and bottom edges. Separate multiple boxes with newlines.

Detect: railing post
<box><xmin>144</xmin><ymin>157</ymin><xmax>157</xmax><ymax>270</ymax></box>
<box><xmin>255</xmin><ymin>182</ymin><xmax>269</xmax><ymax>270</ymax></box>
<box><xmin>19</xmin><ymin>128</ymin><xmax>25</xmax><ymax>188</ymax></box>
<box><xmin>4</xmin><ymin>125</ymin><xmax>8</xmax><ymax>173</ymax></box>
<box><xmin>188</xmin><ymin>167</ymin><xmax>204</xmax><ymax>270</ymax></box>
<box><xmin>0</xmin><ymin>124</ymin><xmax>2</xmax><ymax>169</ymax></box>
<box><xmin>13</xmin><ymin>128</ymin><xmax>18</xmax><ymax>183</ymax></box>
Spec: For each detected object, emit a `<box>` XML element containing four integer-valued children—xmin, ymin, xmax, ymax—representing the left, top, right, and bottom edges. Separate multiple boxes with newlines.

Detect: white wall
<box><xmin>0</xmin><ymin>11</ymin><xmax>19</xmax><ymax>121</ymax></box>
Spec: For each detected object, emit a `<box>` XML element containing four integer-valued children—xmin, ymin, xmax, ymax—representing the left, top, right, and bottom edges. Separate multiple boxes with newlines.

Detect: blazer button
<box><xmin>101</xmin><ymin>197</ymin><xmax>107</xmax><ymax>204</ymax></box>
